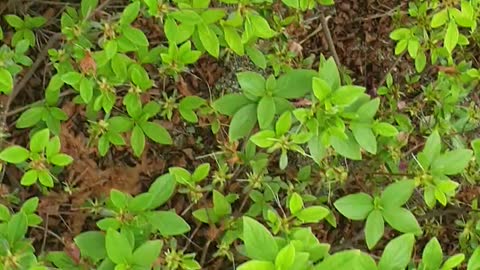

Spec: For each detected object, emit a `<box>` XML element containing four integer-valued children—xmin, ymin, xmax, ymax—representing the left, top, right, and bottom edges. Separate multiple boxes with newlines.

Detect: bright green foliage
<box><xmin>4</xmin><ymin>14</ymin><xmax>46</xmax><ymax>47</ymax></box>
<box><xmin>214</xmin><ymin>69</ymin><xmax>316</xmax><ymax>140</ymax></box>
<box><xmin>0</xmin><ymin>198</ymin><xmax>44</xmax><ymax>270</ymax></box>
<box><xmin>334</xmin><ymin>180</ymin><xmax>421</xmax><ymax>249</ymax></box>
<box><xmin>390</xmin><ymin>1</ymin><xmax>478</xmax><ymax>71</ymax></box>
<box><xmin>0</xmin><ymin>129</ymin><xmax>73</xmax><ymax>188</ymax></box>
<box><xmin>415</xmin><ymin>130</ymin><xmax>473</xmax><ymax>208</ymax></box>
<box><xmin>1</xmin><ymin>0</ymin><xmax>480</xmax><ymax>269</ymax></box>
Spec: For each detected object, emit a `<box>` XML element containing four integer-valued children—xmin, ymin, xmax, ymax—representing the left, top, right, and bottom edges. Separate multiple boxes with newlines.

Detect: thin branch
<box><xmin>319</xmin><ymin>8</ymin><xmax>342</xmax><ymax>82</ymax></box>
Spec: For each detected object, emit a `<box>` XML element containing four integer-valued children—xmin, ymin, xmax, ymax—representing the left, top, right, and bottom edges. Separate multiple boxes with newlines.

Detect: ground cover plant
<box><xmin>1</xmin><ymin>0</ymin><xmax>480</xmax><ymax>269</ymax></box>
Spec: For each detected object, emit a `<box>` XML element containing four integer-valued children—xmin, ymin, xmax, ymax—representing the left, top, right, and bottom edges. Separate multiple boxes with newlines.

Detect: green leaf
<box><xmin>108</xmin><ymin>116</ymin><xmax>133</xmax><ymax>133</ymax></box>
<box><xmin>132</xmin><ymin>240</ymin><xmax>163</xmax><ymax>267</ymax></box>
<box><xmin>16</xmin><ymin>107</ymin><xmax>44</xmax><ymax>128</ymax></box>
<box><xmin>365</xmin><ymin>210</ymin><xmax>384</xmax><ymax>250</ymax></box>
<box><xmin>250</xmin><ymin>130</ymin><xmax>276</xmax><ymax>148</ymax></box>
<box><xmin>274</xmin><ymin>69</ymin><xmax>317</xmax><ymax>99</ymax></box>
<box><xmin>442</xmin><ymin>254</ymin><xmax>465</xmax><ymax>269</ymax></box>
<box><xmin>276</xmin><ymin>111</ymin><xmax>292</xmax><ymax>136</ymax></box>
<box><xmin>164</xmin><ymin>18</ymin><xmax>194</xmax><ymax>44</ymax></box>
<box><xmin>331</xmin><ymin>133</ymin><xmax>362</xmax><ymax>160</ymax></box>
<box><xmin>229</xmin><ymin>104</ymin><xmax>257</xmax><ymax>141</ymax></box>
<box><xmin>50</xmin><ymin>153</ymin><xmax>73</xmax><ymax>166</ymax></box>
<box><xmin>81</xmin><ymin>0</ymin><xmax>98</xmax><ymax>17</ymax></box>
<box><xmin>30</xmin><ymin>128</ymin><xmax>50</xmax><ymax>153</ymax></box>
<box><xmin>431</xmin><ymin>9</ymin><xmax>448</xmax><ymax>28</ymax></box>
<box><xmin>213</xmin><ymin>190</ymin><xmax>232</xmax><ymax>217</ymax></box>
<box><xmin>314</xmin><ymin>250</ymin><xmax>377</xmax><ymax>270</ymax></box>
<box><xmin>422</xmin><ymin>237</ymin><xmax>443</xmax><ymax>270</ymax></box>
<box><xmin>147</xmin><ymin>211</ymin><xmax>190</xmax><ymax>236</ymax></box>
<box><xmin>444</xmin><ymin>21</ymin><xmax>459</xmax><ymax>54</ymax></box>
<box><xmin>0</xmin><ymin>68</ymin><xmax>13</xmax><ymax>94</ymax></box>
<box><xmin>295</xmin><ymin>206</ymin><xmax>329</xmax><ymax>223</ymax></box>
<box><xmin>79</xmin><ymin>77</ymin><xmax>93</xmax><ymax>103</ymax></box>
<box><xmin>238</xmin><ymin>260</ymin><xmax>275</xmax><ymax>270</ymax></box>
<box><xmin>249</xmin><ymin>14</ymin><xmax>276</xmax><ymax>39</ymax></box>
<box><xmin>246</xmin><ymin>46</ymin><xmax>266</xmax><ymax>69</ymax></box>
<box><xmin>20</xmin><ymin>197</ymin><xmax>39</xmax><ymax>213</ymax></box>
<box><xmin>380</xmin><ymin>180</ymin><xmax>415</xmax><ymax>208</ymax></box>
<box><xmin>279</xmin><ymin>151</ymin><xmax>288</xmax><ymax>169</ymax></box>
<box><xmin>169</xmin><ymin>10</ymin><xmax>203</xmax><ymax>25</ymax></box>
<box><xmin>192</xmin><ymin>208</ymin><xmax>218</xmax><ymax>224</ymax></box>
<box><xmin>418</xmin><ymin>130</ymin><xmax>442</xmax><ymax>169</ymax></box>
<box><xmin>169</xmin><ymin>167</ymin><xmax>191</xmax><ymax>185</ymax></box>
<box><xmin>198</xmin><ymin>23</ymin><xmax>219</xmax><ymax>58</ymax></box>
<box><xmin>213</xmin><ymin>94</ymin><xmax>252</xmax><ymax>116</ymax></box>
<box><xmin>351</xmin><ymin>123</ymin><xmax>377</xmax><ymax>154</ymax></box>
<box><xmin>38</xmin><ymin>170</ymin><xmax>54</xmax><ymax>187</ymax></box>
<box><xmin>4</xmin><ymin>15</ymin><xmax>24</xmax><ymax>28</ymax></box>
<box><xmin>415</xmin><ymin>49</ymin><xmax>427</xmax><ymax>73</ymax></box>
<box><xmin>318</xmin><ymin>57</ymin><xmax>340</xmax><ymax>91</ymax></box>
<box><xmin>140</xmin><ymin>121</ymin><xmax>172</xmax><ymax>145</ymax></box>
<box><xmin>382</xmin><ymin>207</ymin><xmax>422</xmax><ymax>235</ymax></box>
<box><xmin>7</xmin><ymin>212</ymin><xmax>28</xmax><ymax>244</ymax></box>
<box><xmin>0</xmin><ymin>146</ymin><xmax>29</xmax><ymax>164</ymax></box>
<box><xmin>275</xmin><ymin>243</ymin><xmax>295</xmax><ymax>270</ymax></box>
<box><xmin>123</xmin><ymin>26</ymin><xmax>149</xmax><ymax>47</ymax></box>
<box><xmin>131</xmin><ymin>125</ymin><xmax>145</xmax><ymax>157</ymax></box>
<box><xmin>148</xmin><ymin>174</ymin><xmax>176</xmax><ymax>209</ymax></box>
<box><xmin>431</xmin><ymin>149</ymin><xmax>473</xmax><ymax>175</ymax></box>
<box><xmin>105</xmin><ymin>229</ymin><xmax>132</xmax><ymax>264</ymax></box>
<box><xmin>243</xmin><ymin>216</ymin><xmax>278</xmax><ymax>261</ymax></box>
<box><xmin>378</xmin><ymin>233</ymin><xmax>415</xmax><ymax>270</ymax></box>
<box><xmin>119</xmin><ymin>1</ymin><xmax>140</xmax><ymax>26</ymax></box>
<box><xmin>104</xmin><ymin>40</ymin><xmax>117</xmax><ymax>59</ymax></box>
<box><xmin>331</xmin><ymin>85</ymin><xmax>365</xmax><ymax>106</ymax></box>
<box><xmin>223</xmin><ymin>26</ymin><xmax>244</xmax><ymax>55</ymax></box>
<box><xmin>468</xmin><ymin>247</ymin><xmax>480</xmax><ymax>270</ymax></box>
<box><xmin>20</xmin><ymin>170</ymin><xmax>38</xmax><ymax>186</ymax></box>
<box><xmin>237</xmin><ymin>72</ymin><xmax>265</xmax><ymax>97</ymax></box>
<box><xmin>0</xmin><ymin>204</ymin><xmax>10</xmax><ymax>221</ymax></box>
<box><xmin>257</xmin><ymin>96</ymin><xmax>275</xmax><ymax>129</ymax></box>
<box><xmin>74</xmin><ymin>231</ymin><xmax>107</xmax><ymax>262</ymax></box>
<box><xmin>373</xmin><ymin>122</ymin><xmax>398</xmax><ymax>137</ymax></box>
<box><xmin>192</xmin><ymin>163</ymin><xmax>210</xmax><ymax>182</ymax></box>
<box><xmin>318</xmin><ymin>0</ymin><xmax>334</xmax><ymax>5</ymax></box>
<box><xmin>312</xmin><ymin>77</ymin><xmax>332</xmax><ymax>101</ymax></box>
<box><xmin>289</xmin><ymin>192</ymin><xmax>304</xmax><ymax>215</ymax></box>
<box><xmin>334</xmin><ymin>193</ymin><xmax>373</xmax><ymax>220</ymax></box>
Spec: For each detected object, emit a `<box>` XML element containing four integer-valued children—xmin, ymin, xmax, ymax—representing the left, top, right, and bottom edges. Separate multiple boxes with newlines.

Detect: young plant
<box><xmin>250</xmin><ymin>111</ymin><xmax>312</xmax><ymax>169</ymax></box>
<box><xmin>0</xmin><ymin>198</ymin><xmax>45</xmax><ymax>270</ymax></box>
<box><xmin>293</xmin><ymin>57</ymin><xmax>398</xmax><ymax>163</ymax></box>
<box><xmin>266</xmin><ymin>191</ymin><xmax>331</xmax><ymax>234</ymax></box>
<box><xmin>213</xmin><ymin>69</ymin><xmax>316</xmax><ymax>140</ymax></box>
<box><xmin>192</xmin><ymin>190</ymin><xmax>236</xmax><ymax>224</ymax></box>
<box><xmin>0</xmin><ymin>129</ymin><xmax>73</xmax><ymax>188</ymax></box>
<box><xmin>169</xmin><ymin>164</ymin><xmax>211</xmax><ymax>203</ymax></box>
<box><xmin>334</xmin><ymin>180</ymin><xmax>422</xmax><ymax>249</ymax></box>
<box><xmin>3</xmin><ymin>14</ymin><xmax>46</xmax><ymax>47</ymax></box>
<box><xmin>414</xmin><ymin>130</ymin><xmax>473</xmax><ymax>208</ymax></box>
<box><xmin>0</xmin><ymin>40</ymin><xmax>33</xmax><ymax>94</ymax></box>
<box><xmin>87</xmin><ymin>116</ymin><xmax>131</xmax><ymax>156</ymax></box>
<box><xmin>417</xmin><ymin>237</ymin><xmax>465</xmax><ymax>270</ymax></box>
<box><xmin>122</xmin><ymin>101</ymin><xmax>172</xmax><ymax>157</ymax></box>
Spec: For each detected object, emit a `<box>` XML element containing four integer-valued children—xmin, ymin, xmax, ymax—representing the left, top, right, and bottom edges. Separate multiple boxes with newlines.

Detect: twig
<box><xmin>377</xmin><ymin>52</ymin><xmax>406</xmax><ymax>88</ymax></box>
<box><xmin>318</xmin><ymin>8</ymin><xmax>342</xmax><ymax>82</ymax></box>
<box><xmin>299</xmin><ymin>16</ymin><xmax>329</xmax><ymax>45</ymax></box>
<box><xmin>352</xmin><ymin>4</ymin><xmax>407</xmax><ymax>23</ymax></box>
<box><xmin>6</xmin><ymin>89</ymin><xmax>74</xmax><ymax>117</ymax></box>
